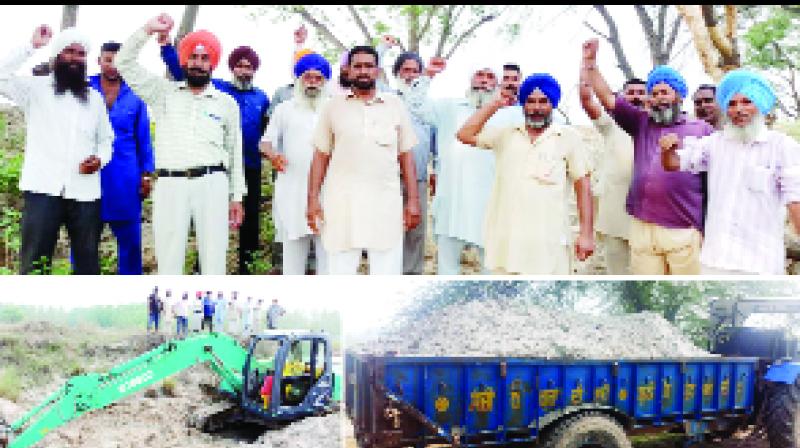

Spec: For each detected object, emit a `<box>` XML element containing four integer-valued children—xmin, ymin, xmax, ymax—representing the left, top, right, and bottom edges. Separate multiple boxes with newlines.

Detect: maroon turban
<box><xmin>228</xmin><ymin>45</ymin><xmax>260</xmax><ymax>71</ymax></box>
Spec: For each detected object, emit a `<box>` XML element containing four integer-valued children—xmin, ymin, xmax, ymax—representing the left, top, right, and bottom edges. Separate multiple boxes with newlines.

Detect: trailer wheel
<box><xmin>765</xmin><ymin>380</ymin><xmax>800</xmax><ymax>448</ymax></box>
<box><xmin>543</xmin><ymin>412</ymin><xmax>631</xmax><ymax>448</ymax></box>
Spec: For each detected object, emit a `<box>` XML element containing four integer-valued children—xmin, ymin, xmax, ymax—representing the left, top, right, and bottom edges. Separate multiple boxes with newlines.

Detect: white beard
<box><xmin>466</xmin><ymin>87</ymin><xmax>497</xmax><ymax>109</ymax></box>
<box><xmin>293</xmin><ymin>81</ymin><xmax>327</xmax><ymax>112</ymax></box>
<box><xmin>722</xmin><ymin>114</ymin><xmax>766</xmax><ymax>144</ymax></box>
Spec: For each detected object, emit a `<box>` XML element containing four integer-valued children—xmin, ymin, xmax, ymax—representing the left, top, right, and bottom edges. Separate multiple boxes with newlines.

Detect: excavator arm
<box><xmin>1</xmin><ymin>333</ymin><xmax>248</xmax><ymax>448</ymax></box>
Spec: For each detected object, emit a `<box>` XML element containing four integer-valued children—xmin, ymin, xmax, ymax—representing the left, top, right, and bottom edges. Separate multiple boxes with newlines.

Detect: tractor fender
<box><xmin>765</xmin><ymin>362</ymin><xmax>800</xmax><ymax>385</ymax></box>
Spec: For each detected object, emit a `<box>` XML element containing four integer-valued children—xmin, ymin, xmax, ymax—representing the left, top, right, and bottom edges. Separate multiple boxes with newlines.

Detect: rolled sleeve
<box><xmin>565</xmin><ymin>129</ymin><xmax>591</xmax><ymax>182</ymax></box>
<box><xmin>676</xmin><ymin>135</ymin><xmax>710</xmax><ymax>173</ymax></box>
<box><xmin>312</xmin><ymin>101</ymin><xmax>334</xmax><ymax>154</ymax></box>
<box><xmin>476</xmin><ymin>126</ymin><xmax>505</xmax><ymax>151</ymax></box>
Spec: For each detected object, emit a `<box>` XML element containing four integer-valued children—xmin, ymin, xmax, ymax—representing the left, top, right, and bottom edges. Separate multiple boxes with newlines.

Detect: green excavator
<box><xmin>0</xmin><ymin>330</ymin><xmax>341</xmax><ymax>448</ymax></box>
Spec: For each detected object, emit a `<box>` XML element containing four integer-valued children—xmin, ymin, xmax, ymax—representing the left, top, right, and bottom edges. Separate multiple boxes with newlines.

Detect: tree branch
<box><xmin>634</xmin><ymin>5</ymin><xmax>660</xmax><ymax>66</ymax></box>
<box><xmin>665</xmin><ymin>14</ymin><xmax>682</xmax><ymax>56</ymax></box>
<box><xmin>657</xmin><ymin>5</ymin><xmax>667</xmax><ymax>48</ymax></box>
<box><xmin>434</xmin><ymin>5</ymin><xmax>456</xmax><ymax>58</ymax></box>
<box><xmin>594</xmin><ymin>5</ymin><xmax>635</xmax><ymax>80</ymax></box>
<box><xmin>419</xmin><ymin>5</ymin><xmax>438</xmax><ymax>39</ymax></box>
<box><xmin>701</xmin><ymin>4</ymin><xmax>734</xmax><ymax>61</ymax></box>
<box><xmin>583</xmin><ymin>21</ymin><xmax>610</xmax><ymax>41</ymax></box>
<box><xmin>347</xmin><ymin>5</ymin><xmax>373</xmax><ymax>45</ymax></box>
<box><xmin>444</xmin><ymin>13</ymin><xmax>497</xmax><ymax>59</ymax></box>
<box><xmin>293</xmin><ymin>6</ymin><xmax>346</xmax><ymax>53</ymax></box>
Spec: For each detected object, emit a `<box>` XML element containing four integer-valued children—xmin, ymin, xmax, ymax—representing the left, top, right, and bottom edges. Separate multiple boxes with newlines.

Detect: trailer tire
<box><xmin>543</xmin><ymin>412</ymin><xmax>631</xmax><ymax>448</ymax></box>
<box><xmin>765</xmin><ymin>380</ymin><xmax>800</xmax><ymax>448</ymax></box>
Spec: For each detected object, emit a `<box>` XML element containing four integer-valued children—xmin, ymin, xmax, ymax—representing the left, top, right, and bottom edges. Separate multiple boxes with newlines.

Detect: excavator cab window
<box><xmin>248</xmin><ymin>339</ymin><xmax>280</xmax><ymax>401</ymax></box>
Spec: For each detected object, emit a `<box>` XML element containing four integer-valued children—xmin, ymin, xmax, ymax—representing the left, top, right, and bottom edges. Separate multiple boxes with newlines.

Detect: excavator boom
<box><xmin>1</xmin><ymin>333</ymin><xmax>248</xmax><ymax>448</ymax></box>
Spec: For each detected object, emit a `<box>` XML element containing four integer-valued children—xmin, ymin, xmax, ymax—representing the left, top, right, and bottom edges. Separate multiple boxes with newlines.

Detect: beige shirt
<box><xmin>476</xmin><ymin>124</ymin><xmax>590</xmax><ymax>274</ymax></box>
<box><xmin>593</xmin><ymin>111</ymin><xmax>633</xmax><ymax>240</ymax></box>
<box><xmin>313</xmin><ymin>91</ymin><xmax>417</xmax><ymax>252</ymax></box>
<box><xmin>115</xmin><ymin>27</ymin><xmax>246</xmax><ymax>201</ymax></box>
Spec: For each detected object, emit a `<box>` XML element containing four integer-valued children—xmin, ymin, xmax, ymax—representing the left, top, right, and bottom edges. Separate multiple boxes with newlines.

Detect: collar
<box><xmin>89</xmin><ymin>74</ymin><xmax>130</xmax><ymax>94</ymax></box>
<box><xmin>178</xmin><ymin>81</ymin><xmax>221</xmax><ymax>98</ymax></box>
<box><xmin>513</xmin><ymin>123</ymin><xmax>564</xmax><ymax>140</ymax></box>
<box><xmin>346</xmin><ymin>89</ymin><xmax>386</xmax><ymax>104</ymax></box>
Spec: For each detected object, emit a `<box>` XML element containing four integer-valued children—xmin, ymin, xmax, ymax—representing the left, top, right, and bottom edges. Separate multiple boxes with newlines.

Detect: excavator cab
<box><xmin>241</xmin><ymin>331</ymin><xmax>334</xmax><ymax>421</ymax></box>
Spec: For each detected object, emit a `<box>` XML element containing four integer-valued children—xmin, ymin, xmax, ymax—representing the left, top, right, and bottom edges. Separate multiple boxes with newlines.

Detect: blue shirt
<box><xmin>161</xmin><ymin>45</ymin><xmax>270</xmax><ymax>169</ymax></box>
<box><xmin>202</xmin><ymin>296</ymin><xmax>215</xmax><ymax>317</ymax></box>
<box><xmin>89</xmin><ymin>75</ymin><xmax>155</xmax><ymax>221</ymax></box>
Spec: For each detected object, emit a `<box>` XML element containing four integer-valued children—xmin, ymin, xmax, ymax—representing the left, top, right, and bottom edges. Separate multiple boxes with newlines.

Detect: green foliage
<box><xmin>744</xmin><ymin>7</ymin><xmax>795</xmax><ymax>69</ymax></box>
<box><xmin>0</xmin><ymin>304</ymin><xmax>148</xmax><ymax>330</ymax></box>
<box><xmin>0</xmin><ymin>366</ymin><xmax>21</xmax><ymax>401</ymax></box>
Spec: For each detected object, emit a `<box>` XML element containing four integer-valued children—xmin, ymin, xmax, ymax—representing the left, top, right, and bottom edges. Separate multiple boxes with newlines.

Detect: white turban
<box><xmin>51</xmin><ymin>27</ymin><xmax>91</xmax><ymax>59</ymax></box>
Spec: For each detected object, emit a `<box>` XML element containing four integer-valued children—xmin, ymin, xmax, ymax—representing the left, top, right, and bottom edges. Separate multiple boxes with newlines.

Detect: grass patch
<box><xmin>0</xmin><ymin>366</ymin><xmax>21</xmax><ymax>401</ymax></box>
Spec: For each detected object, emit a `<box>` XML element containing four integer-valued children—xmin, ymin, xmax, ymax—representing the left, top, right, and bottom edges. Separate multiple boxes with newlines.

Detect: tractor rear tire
<box><xmin>543</xmin><ymin>412</ymin><xmax>632</xmax><ymax>448</ymax></box>
<box><xmin>765</xmin><ymin>380</ymin><xmax>800</xmax><ymax>448</ymax></box>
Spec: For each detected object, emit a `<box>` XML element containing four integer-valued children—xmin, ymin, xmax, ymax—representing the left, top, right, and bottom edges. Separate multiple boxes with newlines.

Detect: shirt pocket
<box><xmin>199</xmin><ymin>109</ymin><xmax>225</xmax><ymax>147</ymax></box>
<box><xmin>746</xmin><ymin>165</ymin><xmax>773</xmax><ymax>194</ymax></box>
<box><xmin>371</xmin><ymin>120</ymin><xmax>399</xmax><ymax>151</ymax></box>
<box><xmin>527</xmin><ymin>146</ymin><xmax>562</xmax><ymax>186</ymax></box>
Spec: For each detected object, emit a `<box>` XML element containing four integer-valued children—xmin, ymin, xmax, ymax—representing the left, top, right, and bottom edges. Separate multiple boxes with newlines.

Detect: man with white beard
<box><xmin>660</xmin><ymin>69</ymin><xmax>800</xmax><ymax>274</ymax></box>
<box><xmin>430</xmin><ymin>64</ymin><xmax>524</xmax><ymax>274</ymax></box>
<box><xmin>261</xmin><ymin>53</ymin><xmax>331</xmax><ymax>275</ymax></box>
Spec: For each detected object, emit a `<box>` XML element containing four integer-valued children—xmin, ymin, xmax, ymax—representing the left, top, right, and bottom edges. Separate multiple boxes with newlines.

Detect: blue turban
<box><xmin>293</xmin><ymin>53</ymin><xmax>332</xmax><ymax>80</ymax></box>
<box><xmin>716</xmin><ymin>69</ymin><xmax>776</xmax><ymax>115</ymax></box>
<box><xmin>646</xmin><ymin>65</ymin><xmax>687</xmax><ymax>99</ymax></box>
<box><xmin>518</xmin><ymin>73</ymin><xmax>561</xmax><ymax>107</ymax></box>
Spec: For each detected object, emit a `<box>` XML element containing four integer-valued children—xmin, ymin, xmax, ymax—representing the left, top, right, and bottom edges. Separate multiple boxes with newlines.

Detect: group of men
<box><xmin>147</xmin><ymin>286</ymin><xmax>285</xmax><ymax>337</ymax></box>
<box><xmin>5</xmin><ymin>13</ymin><xmax>800</xmax><ymax>275</ymax></box>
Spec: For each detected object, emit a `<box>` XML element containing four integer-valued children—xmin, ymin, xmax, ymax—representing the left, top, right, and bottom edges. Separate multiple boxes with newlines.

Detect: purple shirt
<box><xmin>612</xmin><ymin>95</ymin><xmax>714</xmax><ymax>231</ymax></box>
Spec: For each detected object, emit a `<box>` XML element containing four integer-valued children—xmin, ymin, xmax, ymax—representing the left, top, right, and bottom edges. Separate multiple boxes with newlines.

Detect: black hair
<box><xmin>623</xmin><ymin>77</ymin><xmax>646</xmax><ymax>89</ymax></box>
<box><xmin>502</xmin><ymin>63</ymin><xmax>521</xmax><ymax>74</ymax></box>
<box><xmin>348</xmin><ymin>45</ymin><xmax>379</xmax><ymax>66</ymax></box>
<box><xmin>392</xmin><ymin>52</ymin><xmax>424</xmax><ymax>76</ymax></box>
<box><xmin>100</xmin><ymin>41</ymin><xmax>121</xmax><ymax>53</ymax></box>
<box><xmin>695</xmin><ymin>83</ymin><xmax>716</xmax><ymax>94</ymax></box>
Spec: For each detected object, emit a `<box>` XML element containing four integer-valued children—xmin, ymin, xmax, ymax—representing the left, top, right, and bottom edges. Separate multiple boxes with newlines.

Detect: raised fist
<box><xmin>381</xmin><ymin>34</ymin><xmax>399</xmax><ymax>48</ymax></box>
<box><xmin>658</xmin><ymin>133</ymin><xmax>680</xmax><ymax>153</ymax></box>
<box><xmin>31</xmin><ymin>25</ymin><xmax>53</xmax><ymax>49</ymax></box>
<box><xmin>294</xmin><ymin>25</ymin><xmax>308</xmax><ymax>45</ymax></box>
<box><xmin>583</xmin><ymin>38</ymin><xmax>599</xmax><ymax>61</ymax></box>
<box><xmin>156</xmin><ymin>31</ymin><xmax>171</xmax><ymax>46</ymax></box>
<box><xmin>425</xmin><ymin>56</ymin><xmax>446</xmax><ymax>76</ymax></box>
<box><xmin>146</xmin><ymin>13</ymin><xmax>174</xmax><ymax>36</ymax></box>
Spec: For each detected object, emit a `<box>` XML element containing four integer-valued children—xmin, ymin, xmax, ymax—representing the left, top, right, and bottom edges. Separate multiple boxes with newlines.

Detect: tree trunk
<box><xmin>676</xmin><ymin>5</ymin><xmax>724</xmax><ymax>81</ymax></box>
<box><xmin>174</xmin><ymin>5</ymin><xmax>200</xmax><ymax>45</ymax></box>
<box><xmin>61</xmin><ymin>5</ymin><xmax>78</xmax><ymax>29</ymax></box>
<box><xmin>407</xmin><ymin>7</ymin><xmax>420</xmax><ymax>54</ymax></box>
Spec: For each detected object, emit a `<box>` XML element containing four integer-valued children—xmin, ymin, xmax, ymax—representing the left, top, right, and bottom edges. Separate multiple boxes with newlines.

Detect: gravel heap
<box><xmin>350</xmin><ymin>298</ymin><xmax>711</xmax><ymax>359</ymax></box>
<box><xmin>249</xmin><ymin>413</ymin><xmax>342</xmax><ymax>448</ymax></box>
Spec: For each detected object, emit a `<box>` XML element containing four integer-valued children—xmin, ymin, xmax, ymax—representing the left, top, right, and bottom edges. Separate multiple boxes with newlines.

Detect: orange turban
<box><xmin>293</xmin><ymin>48</ymin><xmax>313</xmax><ymax>63</ymax></box>
<box><xmin>178</xmin><ymin>30</ymin><xmax>222</xmax><ymax>70</ymax></box>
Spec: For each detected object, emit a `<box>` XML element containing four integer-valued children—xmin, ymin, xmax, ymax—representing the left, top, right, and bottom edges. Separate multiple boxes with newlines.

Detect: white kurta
<box><xmin>431</xmin><ymin>99</ymin><xmax>524</xmax><ymax>245</ymax></box>
<box><xmin>263</xmin><ymin>100</ymin><xmax>321</xmax><ymax>242</ymax></box>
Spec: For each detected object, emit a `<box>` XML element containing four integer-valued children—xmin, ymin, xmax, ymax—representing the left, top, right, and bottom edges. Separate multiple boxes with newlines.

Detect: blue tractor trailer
<box><xmin>345</xmin><ymin>297</ymin><xmax>800</xmax><ymax>447</ymax></box>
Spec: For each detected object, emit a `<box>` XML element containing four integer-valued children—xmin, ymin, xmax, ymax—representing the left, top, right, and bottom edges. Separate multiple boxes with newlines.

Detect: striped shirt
<box><xmin>115</xmin><ymin>27</ymin><xmax>246</xmax><ymax>201</ymax></box>
<box><xmin>678</xmin><ymin>129</ymin><xmax>800</xmax><ymax>274</ymax></box>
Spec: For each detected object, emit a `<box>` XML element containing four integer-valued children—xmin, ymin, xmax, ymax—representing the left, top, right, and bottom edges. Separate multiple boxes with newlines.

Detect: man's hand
<box><xmin>294</xmin><ymin>24</ymin><xmax>308</xmax><ymax>45</ymax></box>
<box><xmin>306</xmin><ymin>198</ymin><xmax>324</xmax><ymax>234</ymax></box>
<box><xmin>425</xmin><ymin>57</ymin><xmax>446</xmax><ymax>77</ymax></box>
<box><xmin>575</xmin><ymin>232</ymin><xmax>595</xmax><ymax>261</ymax></box>
<box><xmin>404</xmin><ymin>198</ymin><xmax>421</xmax><ymax>231</ymax></box>
<box><xmin>582</xmin><ymin>38</ymin><xmax>599</xmax><ymax>64</ymax></box>
<box><xmin>494</xmin><ymin>90</ymin><xmax>516</xmax><ymax>108</ymax></box>
<box><xmin>262</xmin><ymin>149</ymin><xmax>288</xmax><ymax>173</ymax></box>
<box><xmin>145</xmin><ymin>13</ymin><xmax>174</xmax><ymax>36</ymax></box>
<box><xmin>31</xmin><ymin>25</ymin><xmax>53</xmax><ymax>49</ymax></box>
<box><xmin>156</xmin><ymin>31</ymin><xmax>171</xmax><ymax>46</ymax></box>
<box><xmin>429</xmin><ymin>173</ymin><xmax>436</xmax><ymax>197</ymax></box>
<box><xmin>229</xmin><ymin>201</ymin><xmax>244</xmax><ymax>229</ymax></box>
<box><xmin>659</xmin><ymin>133</ymin><xmax>680</xmax><ymax>153</ymax></box>
<box><xmin>78</xmin><ymin>155</ymin><xmax>101</xmax><ymax>175</ymax></box>
<box><xmin>140</xmin><ymin>175</ymin><xmax>152</xmax><ymax>198</ymax></box>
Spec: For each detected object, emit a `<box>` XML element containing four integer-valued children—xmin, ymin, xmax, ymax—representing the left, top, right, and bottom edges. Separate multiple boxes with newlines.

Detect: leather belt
<box><xmin>156</xmin><ymin>164</ymin><xmax>226</xmax><ymax>179</ymax></box>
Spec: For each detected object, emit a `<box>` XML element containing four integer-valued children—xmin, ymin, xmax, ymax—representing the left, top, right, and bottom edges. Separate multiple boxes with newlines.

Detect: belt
<box><xmin>156</xmin><ymin>164</ymin><xmax>226</xmax><ymax>179</ymax></box>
